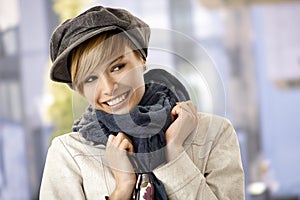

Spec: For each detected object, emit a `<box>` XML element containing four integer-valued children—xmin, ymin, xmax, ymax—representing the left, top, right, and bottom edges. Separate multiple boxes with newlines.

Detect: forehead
<box><xmin>109</xmin><ymin>46</ymin><xmax>137</xmax><ymax>63</ymax></box>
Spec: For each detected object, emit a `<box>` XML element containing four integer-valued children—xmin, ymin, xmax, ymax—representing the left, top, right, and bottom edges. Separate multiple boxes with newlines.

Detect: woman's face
<box><xmin>82</xmin><ymin>46</ymin><xmax>146</xmax><ymax>114</ymax></box>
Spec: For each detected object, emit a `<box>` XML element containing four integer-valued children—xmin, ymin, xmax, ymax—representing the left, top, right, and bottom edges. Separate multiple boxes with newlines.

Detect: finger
<box><xmin>108</xmin><ymin>134</ymin><xmax>115</xmax><ymax>142</ymax></box>
<box><xmin>171</xmin><ymin>103</ymin><xmax>192</xmax><ymax>120</ymax></box>
<box><xmin>178</xmin><ymin>100</ymin><xmax>193</xmax><ymax>107</ymax></box>
<box><xmin>171</xmin><ymin>104</ymin><xmax>182</xmax><ymax>120</ymax></box>
<box><xmin>173</xmin><ymin>104</ymin><xmax>191</xmax><ymax>119</ymax></box>
<box><xmin>180</xmin><ymin>101</ymin><xmax>194</xmax><ymax>113</ymax></box>
<box><xmin>185</xmin><ymin>100</ymin><xmax>193</xmax><ymax>105</ymax></box>
<box><xmin>178</xmin><ymin>102</ymin><xmax>198</xmax><ymax>124</ymax></box>
<box><xmin>115</xmin><ymin>132</ymin><xmax>134</xmax><ymax>152</ymax></box>
<box><xmin>119</xmin><ymin>138</ymin><xmax>134</xmax><ymax>153</ymax></box>
<box><xmin>172</xmin><ymin>101</ymin><xmax>197</xmax><ymax>123</ymax></box>
<box><xmin>182</xmin><ymin>101</ymin><xmax>198</xmax><ymax>117</ymax></box>
<box><xmin>106</xmin><ymin>135</ymin><xmax>116</xmax><ymax>149</ymax></box>
<box><xmin>113</xmin><ymin>132</ymin><xmax>127</xmax><ymax>147</ymax></box>
<box><xmin>185</xmin><ymin>100</ymin><xmax>197</xmax><ymax>111</ymax></box>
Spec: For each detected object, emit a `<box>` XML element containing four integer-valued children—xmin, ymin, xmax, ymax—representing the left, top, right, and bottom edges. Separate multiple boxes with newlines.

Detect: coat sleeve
<box><xmin>39</xmin><ymin>136</ymin><xmax>86</xmax><ymax>200</ymax></box>
<box><xmin>153</xmin><ymin>118</ymin><xmax>245</xmax><ymax>200</ymax></box>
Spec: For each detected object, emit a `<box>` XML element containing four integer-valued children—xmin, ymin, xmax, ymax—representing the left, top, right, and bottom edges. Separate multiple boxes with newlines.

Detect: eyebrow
<box><xmin>108</xmin><ymin>55</ymin><xmax>125</xmax><ymax>67</ymax></box>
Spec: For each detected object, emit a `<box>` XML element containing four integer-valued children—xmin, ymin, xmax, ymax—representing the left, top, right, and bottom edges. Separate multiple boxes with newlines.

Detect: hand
<box><xmin>165</xmin><ymin>100</ymin><xmax>198</xmax><ymax>161</ymax></box>
<box><xmin>105</xmin><ymin>133</ymin><xmax>136</xmax><ymax>200</ymax></box>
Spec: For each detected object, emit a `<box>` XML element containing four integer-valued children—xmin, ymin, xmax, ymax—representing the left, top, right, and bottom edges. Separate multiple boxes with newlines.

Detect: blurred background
<box><xmin>1</xmin><ymin>0</ymin><xmax>300</xmax><ymax>199</ymax></box>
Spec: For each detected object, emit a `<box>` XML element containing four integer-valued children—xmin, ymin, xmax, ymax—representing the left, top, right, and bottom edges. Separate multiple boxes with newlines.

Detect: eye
<box><xmin>111</xmin><ymin>64</ymin><xmax>125</xmax><ymax>72</ymax></box>
<box><xmin>84</xmin><ymin>75</ymin><xmax>98</xmax><ymax>84</ymax></box>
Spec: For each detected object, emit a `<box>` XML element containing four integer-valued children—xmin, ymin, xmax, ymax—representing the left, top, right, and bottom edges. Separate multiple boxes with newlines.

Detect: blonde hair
<box><xmin>70</xmin><ymin>31</ymin><xmax>143</xmax><ymax>94</ymax></box>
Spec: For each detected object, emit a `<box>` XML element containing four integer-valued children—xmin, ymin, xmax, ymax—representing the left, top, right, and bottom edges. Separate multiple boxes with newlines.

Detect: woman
<box><xmin>40</xmin><ymin>5</ymin><xmax>245</xmax><ymax>200</ymax></box>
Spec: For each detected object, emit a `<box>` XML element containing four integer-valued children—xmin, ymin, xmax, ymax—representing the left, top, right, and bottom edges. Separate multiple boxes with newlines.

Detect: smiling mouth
<box><xmin>105</xmin><ymin>91</ymin><xmax>129</xmax><ymax>107</ymax></box>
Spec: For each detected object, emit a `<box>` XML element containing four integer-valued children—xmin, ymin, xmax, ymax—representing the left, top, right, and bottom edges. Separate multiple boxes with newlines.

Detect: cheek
<box><xmin>83</xmin><ymin>85</ymin><xmax>98</xmax><ymax>104</ymax></box>
<box><xmin>118</xmin><ymin>68</ymin><xmax>145</xmax><ymax>90</ymax></box>
<box><xmin>125</xmin><ymin>72</ymin><xmax>145</xmax><ymax>102</ymax></box>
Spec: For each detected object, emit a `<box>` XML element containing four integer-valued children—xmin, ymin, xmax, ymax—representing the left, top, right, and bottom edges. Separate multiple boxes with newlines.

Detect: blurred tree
<box><xmin>46</xmin><ymin>0</ymin><xmax>93</xmax><ymax>141</ymax></box>
<box><xmin>53</xmin><ymin>0</ymin><xmax>92</xmax><ymax>21</ymax></box>
<box><xmin>47</xmin><ymin>83</ymin><xmax>74</xmax><ymax>140</ymax></box>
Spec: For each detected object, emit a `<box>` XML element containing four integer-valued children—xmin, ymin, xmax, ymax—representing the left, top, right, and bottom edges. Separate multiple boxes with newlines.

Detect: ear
<box><xmin>142</xmin><ymin>60</ymin><xmax>147</xmax><ymax>71</ymax></box>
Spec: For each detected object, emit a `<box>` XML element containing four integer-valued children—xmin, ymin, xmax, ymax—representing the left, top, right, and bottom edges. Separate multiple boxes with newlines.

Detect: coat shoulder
<box><xmin>191</xmin><ymin>112</ymin><xmax>234</xmax><ymax>145</ymax></box>
<box><xmin>51</xmin><ymin>132</ymin><xmax>105</xmax><ymax>157</ymax></box>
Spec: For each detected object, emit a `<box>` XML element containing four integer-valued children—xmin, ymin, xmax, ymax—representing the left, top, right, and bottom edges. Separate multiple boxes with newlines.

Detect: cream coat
<box><xmin>40</xmin><ymin>112</ymin><xmax>245</xmax><ymax>199</ymax></box>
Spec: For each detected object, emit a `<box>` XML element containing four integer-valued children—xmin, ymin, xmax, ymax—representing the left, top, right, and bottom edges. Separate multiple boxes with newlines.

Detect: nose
<box><xmin>96</xmin><ymin>75</ymin><xmax>118</xmax><ymax>96</ymax></box>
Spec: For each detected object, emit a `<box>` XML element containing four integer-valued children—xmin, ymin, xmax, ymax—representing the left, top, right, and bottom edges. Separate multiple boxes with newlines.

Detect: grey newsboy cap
<box><xmin>49</xmin><ymin>6</ymin><xmax>150</xmax><ymax>83</ymax></box>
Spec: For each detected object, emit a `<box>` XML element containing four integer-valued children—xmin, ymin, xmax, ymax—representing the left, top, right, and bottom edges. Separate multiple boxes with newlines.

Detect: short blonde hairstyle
<box><xmin>70</xmin><ymin>31</ymin><xmax>143</xmax><ymax>94</ymax></box>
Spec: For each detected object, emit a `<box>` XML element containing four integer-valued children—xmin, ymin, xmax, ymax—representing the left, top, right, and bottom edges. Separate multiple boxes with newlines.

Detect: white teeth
<box><xmin>107</xmin><ymin>93</ymin><xmax>127</xmax><ymax>106</ymax></box>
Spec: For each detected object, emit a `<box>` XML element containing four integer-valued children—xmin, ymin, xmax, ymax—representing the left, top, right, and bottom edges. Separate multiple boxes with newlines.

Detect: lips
<box><xmin>105</xmin><ymin>91</ymin><xmax>129</xmax><ymax>107</ymax></box>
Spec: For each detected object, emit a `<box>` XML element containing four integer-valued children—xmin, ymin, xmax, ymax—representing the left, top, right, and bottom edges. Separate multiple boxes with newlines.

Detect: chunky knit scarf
<box><xmin>73</xmin><ymin>69</ymin><xmax>190</xmax><ymax>199</ymax></box>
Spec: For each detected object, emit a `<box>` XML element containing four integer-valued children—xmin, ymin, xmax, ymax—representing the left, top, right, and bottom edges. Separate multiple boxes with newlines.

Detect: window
<box><xmin>0</xmin><ymin>81</ymin><xmax>22</xmax><ymax>122</ymax></box>
<box><xmin>0</xmin><ymin>28</ymin><xmax>18</xmax><ymax>57</ymax></box>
